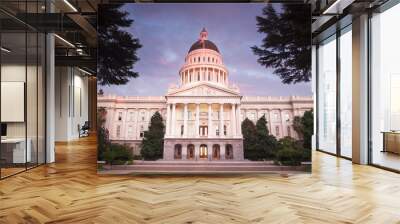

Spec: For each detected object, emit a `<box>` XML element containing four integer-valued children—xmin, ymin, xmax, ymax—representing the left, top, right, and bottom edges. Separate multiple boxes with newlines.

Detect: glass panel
<box><xmin>339</xmin><ymin>28</ymin><xmax>352</xmax><ymax>158</ymax></box>
<box><xmin>1</xmin><ymin>31</ymin><xmax>27</xmax><ymax>177</ymax></box>
<box><xmin>318</xmin><ymin>36</ymin><xmax>337</xmax><ymax>154</ymax></box>
<box><xmin>38</xmin><ymin>32</ymin><xmax>45</xmax><ymax>165</ymax></box>
<box><xmin>371</xmin><ymin>4</ymin><xmax>400</xmax><ymax>171</ymax></box>
<box><xmin>27</xmin><ymin>30</ymin><xmax>38</xmax><ymax>169</ymax></box>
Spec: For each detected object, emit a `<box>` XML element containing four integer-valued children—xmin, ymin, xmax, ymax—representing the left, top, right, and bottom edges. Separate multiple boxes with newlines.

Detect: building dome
<box><xmin>188</xmin><ymin>28</ymin><xmax>220</xmax><ymax>53</ymax></box>
<box><xmin>188</xmin><ymin>40</ymin><xmax>219</xmax><ymax>53</ymax></box>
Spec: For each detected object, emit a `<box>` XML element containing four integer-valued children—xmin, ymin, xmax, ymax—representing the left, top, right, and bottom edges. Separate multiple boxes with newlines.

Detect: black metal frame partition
<box><xmin>0</xmin><ymin>1</ymin><xmax>48</xmax><ymax>180</ymax></box>
<box><xmin>315</xmin><ymin>23</ymin><xmax>353</xmax><ymax>161</ymax></box>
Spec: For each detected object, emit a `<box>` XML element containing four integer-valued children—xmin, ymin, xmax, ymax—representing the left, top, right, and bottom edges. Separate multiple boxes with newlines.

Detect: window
<box><xmin>203</xmin><ymin>57</ymin><xmax>205</xmax><ymax>62</ymax></box>
<box><xmin>284</xmin><ymin>113</ymin><xmax>290</xmax><ymax>122</ymax></box>
<box><xmin>198</xmin><ymin>73</ymin><xmax>200</xmax><ymax>81</ymax></box>
<box><xmin>128</xmin><ymin>125</ymin><xmax>133</xmax><ymax>137</ymax></box>
<box><xmin>118</xmin><ymin>112</ymin><xmax>122</xmax><ymax>121</ymax></box>
<box><xmin>208</xmin><ymin>57</ymin><xmax>210</xmax><ymax>62</ymax></box>
<box><xmin>318</xmin><ymin>35</ymin><xmax>337</xmax><ymax>154</ymax></box>
<box><xmin>370</xmin><ymin>6</ymin><xmax>400</xmax><ymax>170</ymax></box>
<box><xmin>181</xmin><ymin>125</ymin><xmax>184</xmax><ymax>136</ymax></box>
<box><xmin>140</xmin><ymin>126</ymin><xmax>144</xmax><ymax>138</ymax></box>
<box><xmin>275</xmin><ymin>126</ymin><xmax>280</xmax><ymax>137</ymax></box>
<box><xmin>223</xmin><ymin>125</ymin><xmax>227</xmax><ymax>136</ymax></box>
<box><xmin>287</xmin><ymin>126</ymin><xmax>291</xmax><ymax>137</ymax></box>
<box><xmin>141</xmin><ymin>111</ymin><xmax>145</xmax><ymax>121</ymax></box>
<box><xmin>216</xmin><ymin>126</ymin><xmax>220</xmax><ymax>136</ymax></box>
<box><xmin>274</xmin><ymin>113</ymin><xmax>279</xmax><ymax>121</ymax></box>
<box><xmin>340</xmin><ymin>27</ymin><xmax>352</xmax><ymax>158</ymax></box>
<box><xmin>212</xmin><ymin>58</ymin><xmax>214</xmax><ymax>62</ymax></box>
<box><xmin>198</xmin><ymin>57</ymin><xmax>200</xmax><ymax>62</ymax></box>
<box><xmin>194</xmin><ymin>57</ymin><xmax>196</xmax><ymax>62</ymax></box>
<box><xmin>116</xmin><ymin>125</ymin><xmax>121</xmax><ymax>137</ymax></box>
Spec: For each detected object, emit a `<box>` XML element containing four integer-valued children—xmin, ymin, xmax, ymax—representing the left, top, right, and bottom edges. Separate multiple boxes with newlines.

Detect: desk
<box><xmin>382</xmin><ymin>131</ymin><xmax>400</xmax><ymax>154</ymax></box>
<box><xmin>1</xmin><ymin>138</ymin><xmax>31</xmax><ymax>163</ymax></box>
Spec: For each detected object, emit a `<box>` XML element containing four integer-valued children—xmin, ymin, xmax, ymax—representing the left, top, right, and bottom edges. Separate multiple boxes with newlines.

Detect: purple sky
<box><xmin>102</xmin><ymin>3</ymin><xmax>312</xmax><ymax>96</ymax></box>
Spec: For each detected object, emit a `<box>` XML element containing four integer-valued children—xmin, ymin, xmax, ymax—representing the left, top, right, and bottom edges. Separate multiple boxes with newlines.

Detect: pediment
<box><xmin>167</xmin><ymin>83</ymin><xmax>240</xmax><ymax>97</ymax></box>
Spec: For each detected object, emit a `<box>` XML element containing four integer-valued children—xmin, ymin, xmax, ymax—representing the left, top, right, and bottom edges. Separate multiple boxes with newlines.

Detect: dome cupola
<box><xmin>179</xmin><ymin>28</ymin><xmax>229</xmax><ymax>87</ymax></box>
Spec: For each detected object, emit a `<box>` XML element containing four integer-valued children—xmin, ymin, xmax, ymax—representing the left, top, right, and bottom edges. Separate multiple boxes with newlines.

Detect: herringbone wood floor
<box><xmin>1</xmin><ymin>135</ymin><xmax>400</xmax><ymax>224</ymax></box>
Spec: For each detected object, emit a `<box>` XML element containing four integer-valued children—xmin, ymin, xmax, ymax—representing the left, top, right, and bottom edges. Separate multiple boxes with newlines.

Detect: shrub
<box><xmin>104</xmin><ymin>143</ymin><xmax>133</xmax><ymax>165</ymax></box>
<box><xmin>274</xmin><ymin>136</ymin><xmax>309</xmax><ymax>166</ymax></box>
<box><xmin>275</xmin><ymin>148</ymin><xmax>303</xmax><ymax>166</ymax></box>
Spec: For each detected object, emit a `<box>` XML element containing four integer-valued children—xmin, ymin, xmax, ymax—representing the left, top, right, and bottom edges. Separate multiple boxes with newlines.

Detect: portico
<box><xmin>163</xmin><ymin>28</ymin><xmax>244</xmax><ymax>161</ymax></box>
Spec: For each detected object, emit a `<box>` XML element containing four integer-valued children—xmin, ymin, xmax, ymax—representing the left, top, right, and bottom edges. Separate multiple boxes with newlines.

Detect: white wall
<box><xmin>54</xmin><ymin>66</ymin><xmax>89</xmax><ymax>141</ymax></box>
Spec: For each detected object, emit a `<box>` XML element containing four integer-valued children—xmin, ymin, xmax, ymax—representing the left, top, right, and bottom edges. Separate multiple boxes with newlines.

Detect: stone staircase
<box><xmin>100</xmin><ymin>160</ymin><xmax>310</xmax><ymax>174</ymax></box>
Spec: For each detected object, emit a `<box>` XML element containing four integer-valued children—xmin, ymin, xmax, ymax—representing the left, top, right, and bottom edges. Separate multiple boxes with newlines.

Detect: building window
<box><xmin>128</xmin><ymin>125</ymin><xmax>133</xmax><ymax>137</ymax></box>
<box><xmin>284</xmin><ymin>113</ymin><xmax>290</xmax><ymax>122</ymax></box>
<box><xmin>287</xmin><ymin>126</ymin><xmax>291</xmax><ymax>137</ymax></box>
<box><xmin>181</xmin><ymin>125</ymin><xmax>184</xmax><ymax>136</ymax></box>
<box><xmin>198</xmin><ymin>73</ymin><xmax>200</xmax><ymax>81</ymax></box>
<box><xmin>275</xmin><ymin>126</ymin><xmax>280</xmax><ymax>136</ymax></box>
<box><xmin>198</xmin><ymin>57</ymin><xmax>200</xmax><ymax>62</ymax></box>
<box><xmin>118</xmin><ymin>112</ymin><xmax>122</xmax><ymax>121</ymax></box>
<box><xmin>208</xmin><ymin>57</ymin><xmax>210</xmax><ymax>62</ymax></box>
<box><xmin>116</xmin><ymin>125</ymin><xmax>121</xmax><ymax>137</ymax></box>
<box><xmin>203</xmin><ymin>57</ymin><xmax>205</xmax><ymax>62</ymax></box>
<box><xmin>223</xmin><ymin>125</ymin><xmax>227</xmax><ymax>136</ymax></box>
<box><xmin>140</xmin><ymin>126</ymin><xmax>144</xmax><ymax>138</ymax></box>
<box><xmin>216</xmin><ymin>126</ymin><xmax>219</xmax><ymax>136</ymax></box>
<box><xmin>274</xmin><ymin>113</ymin><xmax>279</xmax><ymax>121</ymax></box>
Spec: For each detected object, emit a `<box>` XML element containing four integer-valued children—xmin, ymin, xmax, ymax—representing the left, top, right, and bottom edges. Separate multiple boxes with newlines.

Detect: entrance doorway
<box><xmin>199</xmin><ymin>144</ymin><xmax>208</xmax><ymax>159</ymax></box>
<box><xmin>187</xmin><ymin>144</ymin><xmax>195</xmax><ymax>160</ymax></box>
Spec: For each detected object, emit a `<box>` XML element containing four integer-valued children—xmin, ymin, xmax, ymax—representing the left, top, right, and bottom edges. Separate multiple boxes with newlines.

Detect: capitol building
<box><xmin>98</xmin><ymin>28</ymin><xmax>313</xmax><ymax>161</ymax></box>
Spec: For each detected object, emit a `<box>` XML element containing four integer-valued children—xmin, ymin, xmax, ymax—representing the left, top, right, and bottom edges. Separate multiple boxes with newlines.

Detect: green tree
<box><xmin>140</xmin><ymin>112</ymin><xmax>165</xmax><ymax>160</ymax></box>
<box><xmin>242</xmin><ymin>118</ymin><xmax>259</xmax><ymax>160</ymax></box>
<box><xmin>252</xmin><ymin>4</ymin><xmax>311</xmax><ymax>84</ymax></box>
<box><xmin>98</xmin><ymin>4</ymin><xmax>142</xmax><ymax>86</ymax></box>
<box><xmin>293</xmin><ymin>110</ymin><xmax>314</xmax><ymax>149</ymax></box>
<box><xmin>97</xmin><ymin>107</ymin><xmax>110</xmax><ymax>161</ymax></box>
<box><xmin>255</xmin><ymin>115</ymin><xmax>278</xmax><ymax>160</ymax></box>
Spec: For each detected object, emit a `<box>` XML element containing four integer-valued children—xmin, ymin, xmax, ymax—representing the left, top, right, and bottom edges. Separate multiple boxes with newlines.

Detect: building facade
<box><xmin>98</xmin><ymin>28</ymin><xmax>313</xmax><ymax>161</ymax></box>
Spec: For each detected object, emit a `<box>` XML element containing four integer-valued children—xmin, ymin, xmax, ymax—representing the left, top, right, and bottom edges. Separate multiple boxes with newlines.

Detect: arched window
<box><xmin>225</xmin><ymin>144</ymin><xmax>233</xmax><ymax>160</ymax></box>
<box><xmin>187</xmin><ymin>144</ymin><xmax>195</xmax><ymax>160</ymax></box>
<box><xmin>199</xmin><ymin>144</ymin><xmax>208</xmax><ymax>159</ymax></box>
<box><xmin>174</xmin><ymin>144</ymin><xmax>182</xmax><ymax>159</ymax></box>
<box><xmin>212</xmin><ymin>144</ymin><xmax>220</xmax><ymax>160</ymax></box>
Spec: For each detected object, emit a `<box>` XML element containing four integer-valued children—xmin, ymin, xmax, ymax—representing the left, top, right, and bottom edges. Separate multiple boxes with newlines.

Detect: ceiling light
<box><xmin>63</xmin><ymin>0</ymin><xmax>78</xmax><ymax>12</ymax></box>
<box><xmin>1</xmin><ymin>47</ymin><xmax>11</xmax><ymax>53</ymax></box>
<box><xmin>54</xmin><ymin>34</ymin><xmax>75</xmax><ymax>48</ymax></box>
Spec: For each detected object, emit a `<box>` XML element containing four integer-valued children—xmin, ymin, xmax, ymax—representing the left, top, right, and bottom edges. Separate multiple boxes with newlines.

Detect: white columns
<box><xmin>195</xmin><ymin>103</ymin><xmax>200</xmax><ymax>137</ymax></box>
<box><xmin>231</xmin><ymin>104</ymin><xmax>236</xmax><ymax>137</ymax></box>
<box><xmin>182</xmin><ymin>145</ymin><xmax>187</xmax><ymax>160</ymax></box>
<box><xmin>267</xmin><ymin>109</ymin><xmax>272</xmax><ymax>135</ymax></box>
<box><xmin>166</xmin><ymin>103</ymin><xmax>171</xmax><ymax>136</ymax></box>
<box><xmin>171</xmin><ymin>103</ymin><xmax>176</xmax><ymax>136</ymax></box>
<box><xmin>184</xmin><ymin>103</ymin><xmax>188</xmax><ymax>137</ymax></box>
<box><xmin>236</xmin><ymin>104</ymin><xmax>242</xmax><ymax>137</ymax></box>
<box><xmin>208</xmin><ymin>103</ymin><xmax>212</xmax><ymax>137</ymax></box>
<box><xmin>219</xmin><ymin>104</ymin><xmax>224</xmax><ymax>137</ymax></box>
<box><xmin>280</xmin><ymin>109</ymin><xmax>285</xmax><ymax>137</ymax></box>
